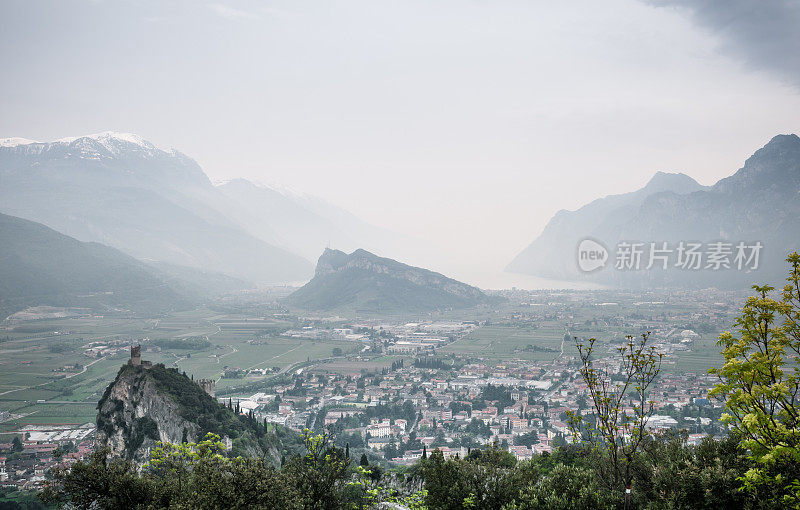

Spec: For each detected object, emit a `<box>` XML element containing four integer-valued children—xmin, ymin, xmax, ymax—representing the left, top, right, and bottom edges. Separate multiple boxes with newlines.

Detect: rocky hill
<box><xmin>96</xmin><ymin>357</ymin><xmax>284</xmax><ymax>465</ymax></box>
<box><xmin>284</xmin><ymin>248</ymin><xmax>494</xmax><ymax>313</ymax></box>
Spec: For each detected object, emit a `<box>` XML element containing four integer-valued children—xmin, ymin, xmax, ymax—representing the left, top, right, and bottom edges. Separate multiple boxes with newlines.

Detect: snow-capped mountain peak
<box><xmin>0</xmin><ymin>132</ymin><xmax>172</xmax><ymax>155</ymax></box>
<box><xmin>0</xmin><ymin>137</ymin><xmax>41</xmax><ymax>147</ymax></box>
<box><xmin>54</xmin><ymin>131</ymin><xmax>159</xmax><ymax>153</ymax></box>
<box><xmin>55</xmin><ymin>131</ymin><xmax>146</xmax><ymax>145</ymax></box>
<box><xmin>0</xmin><ymin>131</ymin><xmax>190</xmax><ymax>163</ymax></box>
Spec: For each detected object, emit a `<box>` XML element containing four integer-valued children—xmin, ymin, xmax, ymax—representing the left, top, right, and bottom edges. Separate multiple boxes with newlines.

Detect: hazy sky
<box><xmin>2</xmin><ymin>0</ymin><xmax>799</xmax><ymax>285</ymax></box>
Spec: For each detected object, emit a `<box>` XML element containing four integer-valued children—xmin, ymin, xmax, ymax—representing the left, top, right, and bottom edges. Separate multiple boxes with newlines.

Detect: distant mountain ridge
<box><xmin>0</xmin><ymin>132</ymin><xmax>397</xmax><ymax>284</ymax></box>
<box><xmin>507</xmin><ymin>134</ymin><xmax>800</xmax><ymax>288</ymax></box>
<box><xmin>285</xmin><ymin>248</ymin><xmax>494</xmax><ymax>313</ymax></box>
<box><xmin>0</xmin><ymin>212</ymin><xmax>192</xmax><ymax>319</ymax></box>
<box><xmin>216</xmin><ymin>178</ymin><xmax>411</xmax><ymax>263</ymax></box>
<box><xmin>217</xmin><ymin>179</ymin><xmax>360</xmax><ymax>261</ymax></box>
<box><xmin>506</xmin><ymin>172</ymin><xmax>707</xmax><ymax>280</ymax></box>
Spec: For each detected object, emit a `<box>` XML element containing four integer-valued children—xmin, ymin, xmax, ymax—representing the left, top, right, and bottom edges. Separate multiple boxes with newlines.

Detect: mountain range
<box><xmin>285</xmin><ymin>248</ymin><xmax>495</xmax><ymax>313</ymax></box>
<box><xmin>4</xmin><ymin>130</ymin><xmax>799</xmax><ymax>296</ymax></box>
<box><xmin>0</xmin><ymin>132</ymin><xmax>394</xmax><ymax>285</ymax></box>
<box><xmin>507</xmin><ymin>134</ymin><xmax>800</xmax><ymax>288</ymax></box>
<box><xmin>216</xmin><ymin>178</ymin><xmax>397</xmax><ymax>262</ymax></box>
<box><xmin>0</xmin><ymin>212</ymin><xmax>195</xmax><ymax>318</ymax></box>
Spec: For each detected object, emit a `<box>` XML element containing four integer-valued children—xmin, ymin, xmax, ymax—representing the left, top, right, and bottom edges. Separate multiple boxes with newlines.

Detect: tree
<box><xmin>11</xmin><ymin>436</ymin><xmax>23</xmax><ymax>452</ymax></box>
<box><xmin>421</xmin><ymin>449</ymin><xmax>471</xmax><ymax>510</ymax></box>
<box><xmin>505</xmin><ymin>464</ymin><xmax>615</xmax><ymax>510</ymax></box>
<box><xmin>514</xmin><ymin>431</ymin><xmax>539</xmax><ymax>447</ymax></box>
<box><xmin>628</xmin><ymin>432</ymin><xmax>750</xmax><ymax>509</ymax></box>
<box><xmin>422</xmin><ymin>445</ymin><xmax>533</xmax><ymax>510</ymax></box>
<box><xmin>42</xmin><ymin>434</ymin><xmax>303</xmax><ymax>509</ymax></box>
<box><xmin>384</xmin><ymin>441</ymin><xmax>399</xmax><ymax>461</ymax></box>
<box><xmin>710</xmin><ymin>253</ymin><xmax>800</xmax><ymax>506</ymax></box>
<box><xmin>567</xmin><ymin>332</ymin><xmax>662</xmax><ymax>508</ymax></box>
<box><xmin>360</xmin><ymin>453</ymin><xmax>369</xmax><ymax>467</ymax></box>
<box><xmin>146</xmin><ymin>434</ymin><xmax>226</xmax><ymax>495</ymax></box>
<box><xmin>53</xmin><ymin>441</ymin><xmax>76</xmax><ymax>461</ymax></box>
<box><xmin>283</xmin><ymin>429</ymin><xmax>350</xmax><ymax>509</ymax></box>
<box><xmin>41</xmin><ymin>448</ymin><xmax>152</xmax><ymax>509</ymax></box>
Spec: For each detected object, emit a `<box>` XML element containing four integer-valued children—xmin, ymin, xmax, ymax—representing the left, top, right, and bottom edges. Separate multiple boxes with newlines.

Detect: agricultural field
<box><xmin>439</xmin><ymin>323</ymin><xmax>569</xmax><ymax>362</ymax></box>
<box><xmin>437</xmin><ymin>296</ymin><xmax>731</xmax><ymax>377</ymax></box>
<box><xmin>310</xmin><ymin>354</ymin><xmax>412</xmax><ymax>376</ymax></box>
<box><xmin>0</xmin><ymin>308</ymin><xmax>357</xmax><ymax>434</ymax></box>
<box><xmin>662</xmin><ymin>333</ymin><xmax>724</xmax><ymax>375</ymax></box>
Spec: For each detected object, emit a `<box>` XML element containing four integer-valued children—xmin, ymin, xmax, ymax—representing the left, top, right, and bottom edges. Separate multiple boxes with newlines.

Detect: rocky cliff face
<box><xmin>96</xmin><ymin>363</ymin><xmax>282</xmax><ymax>466</ymax></box>
<box><xmin>96</xmin><ymin>364</ymin><xmax>201</xmax><ymax>465</ymax></box>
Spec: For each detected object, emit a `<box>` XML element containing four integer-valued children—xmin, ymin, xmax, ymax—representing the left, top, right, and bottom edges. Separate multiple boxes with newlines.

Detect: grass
<box><xmin>440</xmin><ymin>324</ymin><xmax>567</xmax><ymax>362</ymax></box>
<box><xmin>663</xmin><ymin>333</ymin><xmax>724</xmax><ymax>375</ymax></box>
<box><xmin>311</xmin><ymin>355</ymin><xmax>410</xmax><ymax>375</ymax></box>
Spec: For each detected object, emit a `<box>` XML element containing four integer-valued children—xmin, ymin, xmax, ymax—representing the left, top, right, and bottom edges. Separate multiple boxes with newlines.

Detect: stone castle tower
<box><xmin>129</xmin><ymin>344</ymin><xmax>152</xmax><ymax>368</ymax></box>
<box><xmin>197</xmin><ymin>379</ymin><xmax>216</xmax><ymax>398</ymax></box>
<box><xmin>129</xmin><ymin>345</ymin><xmax>141</xmax><ymax>366</ymax></box>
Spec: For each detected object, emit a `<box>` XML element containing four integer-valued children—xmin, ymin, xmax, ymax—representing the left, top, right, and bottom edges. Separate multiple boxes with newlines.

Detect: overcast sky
<box><xmin>2</xmin><ymin>0</ymin><xmax>799</xmax><ymax>285</ymax></box>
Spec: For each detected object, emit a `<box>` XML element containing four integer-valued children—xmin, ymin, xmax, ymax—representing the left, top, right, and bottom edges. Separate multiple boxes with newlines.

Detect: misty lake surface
<box><xmin>467</xmin><ymin>271</ymin><xmax>606</xmax><ymax>291</ymax></box>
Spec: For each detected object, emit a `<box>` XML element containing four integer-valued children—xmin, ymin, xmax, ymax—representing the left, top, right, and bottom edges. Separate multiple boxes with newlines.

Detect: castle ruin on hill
<box><xmin>129</xmin><ymin>344</ymin><xmax>215</xmax><ymax>397</ymax></box>
<box><xmin>128</xmin><ymin>344</ymin><xmax>152</xmax><ymax>369</ymax></box>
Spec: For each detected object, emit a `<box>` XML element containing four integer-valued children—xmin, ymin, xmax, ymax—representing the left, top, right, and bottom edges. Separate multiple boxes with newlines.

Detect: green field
<box><xmin>440</xmin><ymin>324</ymin><xmax>568</xmax><ymax>362</ymax></box>
<box><xmin>663</xmin><ymin>333</ymin><xmax>724</xmax><ymax>375</ymax></box>
<box><xmin>0</xmin><ymin>309</ymin><xmax>358</xmax><ymax>431</ymax></box>
<box><xmin>437</xmin><ymin>299</ymin><xmax>728</xmax><ymax>378</ymax></box>
<box><xmin>310</xmin><ymin>355</ymin><xmax>411</xmax><ymax>375</ymax></box>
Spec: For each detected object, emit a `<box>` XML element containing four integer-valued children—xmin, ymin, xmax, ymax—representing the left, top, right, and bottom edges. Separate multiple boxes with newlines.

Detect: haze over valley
<box><xmin>3</xmin><ymin>130</ymin><xmax>800</xmax><ymax>309</ymax></box>
<box><xmin>2</xmin><ymin>1</ymin><xmax>800</xmax><ymax>508</ymax></box>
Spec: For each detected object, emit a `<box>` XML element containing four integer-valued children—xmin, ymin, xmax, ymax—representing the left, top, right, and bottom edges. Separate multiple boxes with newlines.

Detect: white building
<box><xmin>367</xmin><ymin>420</ymin><xmax>392</xmax><ymax>438</ymax></box>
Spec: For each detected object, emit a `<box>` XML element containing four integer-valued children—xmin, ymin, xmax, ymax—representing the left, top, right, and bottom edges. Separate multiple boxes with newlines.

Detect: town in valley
<box><xmin>0</xmin><ymin>286</ymin><xmax>738</xmax><ymax>488</ymax></box>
